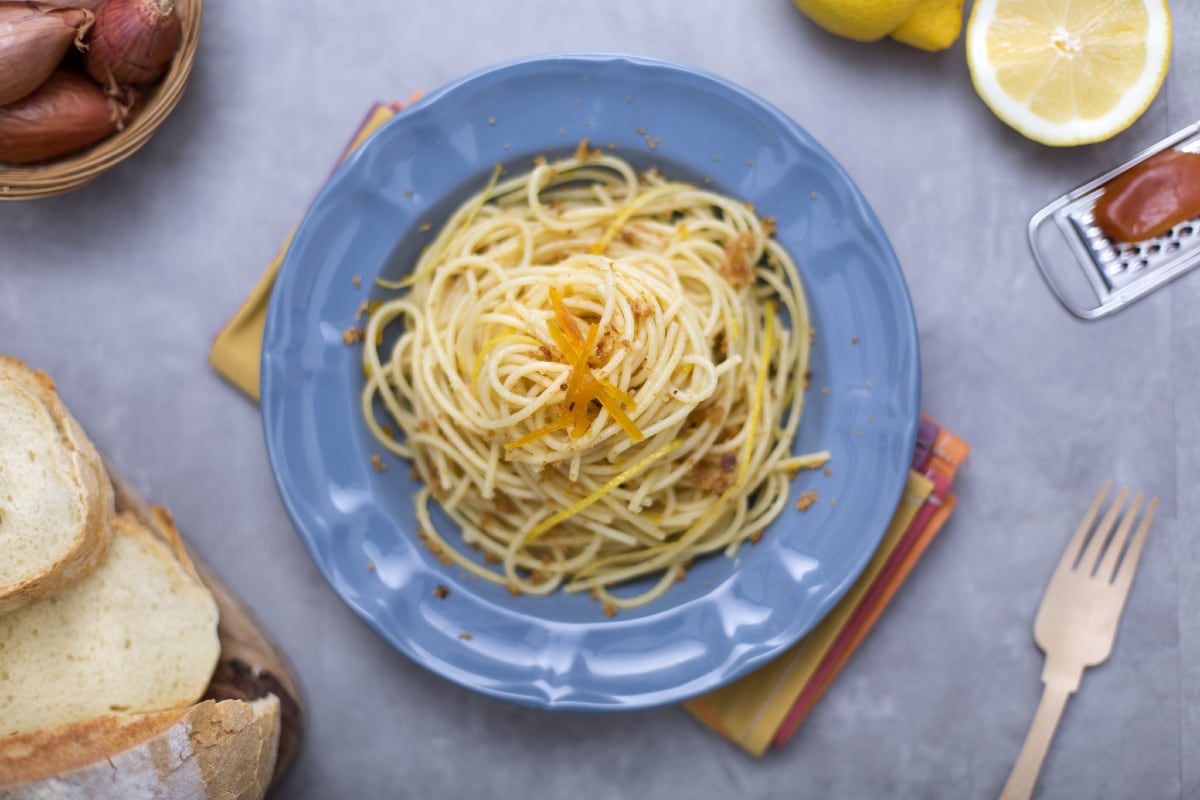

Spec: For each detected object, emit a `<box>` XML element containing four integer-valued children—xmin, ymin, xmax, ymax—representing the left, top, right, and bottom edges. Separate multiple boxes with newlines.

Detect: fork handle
<box><xmin>999</xmin><ymin>681</ymin><xmax>1073</xmax><ymax>800</ymax></box>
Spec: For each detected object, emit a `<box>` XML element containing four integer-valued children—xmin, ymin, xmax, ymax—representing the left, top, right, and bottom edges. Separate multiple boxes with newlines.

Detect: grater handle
<box><xmin>1028</xmin><ymin>205</ymin><xmax>1109</xmax><ymax>321</ymax></box>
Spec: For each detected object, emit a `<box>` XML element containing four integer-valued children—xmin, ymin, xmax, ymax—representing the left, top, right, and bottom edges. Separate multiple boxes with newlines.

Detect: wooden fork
<box><xmin>999</xmin><ymin>480</ymin><xmax>1159</xmax><ymax>800</ymax></box>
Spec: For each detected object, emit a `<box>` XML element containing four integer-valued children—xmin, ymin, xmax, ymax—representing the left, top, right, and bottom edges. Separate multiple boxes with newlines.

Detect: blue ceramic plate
<box><xmin>262</xmin><ymin>53</ymin><xmax>920</xmax><ymax>710</ymax></box>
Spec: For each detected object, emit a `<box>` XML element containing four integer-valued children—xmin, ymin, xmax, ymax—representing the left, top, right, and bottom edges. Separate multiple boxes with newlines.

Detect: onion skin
<box><xmin>84</xmin><ymin>0</ymin><xmax>179</xmax><ymax>89</ymax></box>
<box><xmin>0</xmin><ymin>70</ymin><xmax>136</xmax><ymax>163</ymax></box>
<box><xmin>0</xmin><ymin>2</ymin><xmax>95</xmax><ymax>106</ymax></box>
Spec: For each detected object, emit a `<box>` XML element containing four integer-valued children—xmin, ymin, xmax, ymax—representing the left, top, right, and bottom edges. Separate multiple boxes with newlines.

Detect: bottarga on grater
<box><xmin>1029</xmin><ymin>119</ymin><xmax>1200</xmax><ymax>320</ymax></box>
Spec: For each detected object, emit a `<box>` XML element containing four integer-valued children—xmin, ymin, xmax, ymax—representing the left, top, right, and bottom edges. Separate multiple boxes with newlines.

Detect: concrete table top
<box><xmin>2</xmin><ymin>2</ymin><xmax>1197</xmax><ymax>797</ymax></box>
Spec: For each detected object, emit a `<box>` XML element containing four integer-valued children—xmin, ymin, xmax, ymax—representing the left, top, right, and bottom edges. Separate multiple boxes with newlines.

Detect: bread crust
<box><xmin>0</xmin><ymin>696</ymin><xmax>282</xmax><ymax>799</ymax></box>
<box><xmin>0</xmin><ymin>356</ymin><xmax>115</xmax><ymax>613</ymax></box>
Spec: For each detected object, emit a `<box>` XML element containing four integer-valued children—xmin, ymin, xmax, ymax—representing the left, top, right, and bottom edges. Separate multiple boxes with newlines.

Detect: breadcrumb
<box><xmin>343</xmin><ymin>327</ymin><xmax>365</xmax><ymax>345</ymax></box>
<box><xmin>720</xmin><ymin>232</ymin><xmax>756</xmax><ymax>288</ymax></box>
<box><xmin>458</xmin><ymin>632</ymin><xmax>473</xmax><ymax>640</ymax></box>
<box><xmin>370</xmin><ymin>454</ymin><xmax>386</xmax><ymax>472</ymax></box>
<box><xmin>795</xmin><ymin>490</ymin><xmax>819</xmax><ymax>512</ymax></box>
<box><xmin>692</xmin><ymin>452</ymin><xmax>738</xmax><ymax>494</ymax></box>
<box><xmin>573</xmin><ymin>138</ymin><xmax>602</xmax><ymax>163</ymax></box>
<box><xmin>433</xmin><ymin>584</ymin><xmax>450</xmax><ymax>599</ymax></box>
<box><xmin>352</xmin><ymin>274</ymin><xmax>362</xmax><ymax>289</ymax></box>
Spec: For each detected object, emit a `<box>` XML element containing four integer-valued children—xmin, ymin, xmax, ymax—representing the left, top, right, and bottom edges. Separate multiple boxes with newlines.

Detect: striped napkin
<box><xmin>685</xmin><ymin>417</ymin><xmax>965</xmax><ymax>754</ymax></box>
<box><xmin>209</xmin><ymin>101</ymin><xmax>967</xmax><ymax>756</ymax></box>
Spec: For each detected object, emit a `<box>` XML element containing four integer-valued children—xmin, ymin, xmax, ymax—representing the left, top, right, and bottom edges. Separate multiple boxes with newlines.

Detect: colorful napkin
<box><xmin>685</xmin><ymin>418</ymin><xmax>966</xmax><ymax>754</ymax></box>
<box><xmin>208</xmin><ymin>102</ymin><xmax>968</xmax><ymax>756</ymax></box>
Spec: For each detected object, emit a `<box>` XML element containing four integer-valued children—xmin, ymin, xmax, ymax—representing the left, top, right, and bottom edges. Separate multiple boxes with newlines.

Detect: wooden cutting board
<box><xmin>107</xmin><ymin>463</ymin><xmax>305</xmax><ymax>791</ymax></box>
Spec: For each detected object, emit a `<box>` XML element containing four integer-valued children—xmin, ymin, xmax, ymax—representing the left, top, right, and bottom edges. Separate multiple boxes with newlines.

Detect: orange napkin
<box><xmin>208</xmin><ymin>102</ymin><xmax>967</xmax><ymax>756</ymax></box>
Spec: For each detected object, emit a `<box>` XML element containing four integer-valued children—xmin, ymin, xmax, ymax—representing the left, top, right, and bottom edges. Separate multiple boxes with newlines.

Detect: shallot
<box><xmin>0</xmin><ymin>1</ymin><xmax>94</xmax><ymax>106</ymax></box>
<box><xmin>35</xmin><ymin>0</ymin><xmax>107</xmax><ymax>11</ymax></box>
<box><xmin>84</xmin><ymin>0</ymin><xmax>179</xmax><ymax>89</ymax></box>
<box><xmin>0</xmin><ymin>69</ymin><xmax>136</xmax><ymax>163</ymax></box>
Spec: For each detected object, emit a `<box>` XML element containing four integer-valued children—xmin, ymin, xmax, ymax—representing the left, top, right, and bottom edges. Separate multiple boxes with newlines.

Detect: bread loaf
<box><xmin>0</xmin><ymin>512</ymin><xmax>220</xmax><ymax>737</ymax></box>
<box><xmin>0</xmin><ymin>696</ymin><xmax>281</xmax><ymax>799</ymax></box>
<box><xmin>0</xmin><ymin>356</ymin><xmax>114</xmax><ymax>613</ymax></box>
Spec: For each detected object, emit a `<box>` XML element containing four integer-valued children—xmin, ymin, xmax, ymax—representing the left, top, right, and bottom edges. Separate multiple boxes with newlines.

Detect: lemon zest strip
<box><xmin>521</xmin><ymin>439</ymin><xmax>683</xmax><ymax>543</ymax></box>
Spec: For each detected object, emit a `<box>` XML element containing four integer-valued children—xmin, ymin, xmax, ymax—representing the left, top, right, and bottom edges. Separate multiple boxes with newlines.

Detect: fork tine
<box><xmin>1113</xmin><ymin>496</ymin><xmax>1158</xmax><ymax>596</ymax></box>
<box><xmin>1097</xmin><ymin>492</ymin><xmax>1143</xmax><ymax>581</ymax></box>
<box><xmin>1077</xmin><ymin>486</ymin><xmax>1128</xmax><ymax>574</ymax></box>
<box><xmin>1057</xmin><ymin>480</ymin><xmax>1112</xmax><ymax>575</ymax></box>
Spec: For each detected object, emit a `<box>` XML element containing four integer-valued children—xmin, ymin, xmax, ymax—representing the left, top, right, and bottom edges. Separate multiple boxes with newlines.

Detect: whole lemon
<box><xmin>792</xmin><ymin>0</ymin><xmax>964</xmax><ymax>51</ymax></box>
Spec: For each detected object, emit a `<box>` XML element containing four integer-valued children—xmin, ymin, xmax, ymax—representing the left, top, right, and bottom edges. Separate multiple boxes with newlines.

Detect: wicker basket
<box><xmin>0</xmin><ymin>0</ymin><xmax>202</xmax><ymax>201</ymax></box>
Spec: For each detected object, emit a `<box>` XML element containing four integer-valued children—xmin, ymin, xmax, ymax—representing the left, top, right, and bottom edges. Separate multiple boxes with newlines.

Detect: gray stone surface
<box><xmin>1</xmin><ymin>1</ymin><xmax>1195</xmax><ymax>797</ymax></box>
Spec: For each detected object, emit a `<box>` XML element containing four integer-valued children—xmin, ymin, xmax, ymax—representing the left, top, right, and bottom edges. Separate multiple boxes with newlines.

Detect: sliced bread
<box><xmin>0</xmin><ymin>511</ymin><xmax>220</xmax><ymax>737</ymax></box>
<box><xmin>0</xmin><ymin>356</ymin><xmax>114</xmax><ymax>613</ymax></box>
<box><xmin>0</xmin><ymin>696</ymin><xmax>281</xmax><ymax>799</ymax></box>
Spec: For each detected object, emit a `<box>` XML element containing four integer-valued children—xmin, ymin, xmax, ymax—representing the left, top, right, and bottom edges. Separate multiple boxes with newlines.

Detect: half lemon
<box><xmin>966</xmin><ymin>0</ymin><xmax>1171</xmax><ymax>146</ymax></box>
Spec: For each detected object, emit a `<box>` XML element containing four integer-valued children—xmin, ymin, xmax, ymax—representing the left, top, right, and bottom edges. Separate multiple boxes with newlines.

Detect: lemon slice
<box><xmin>966</xmin><ymin>0</ymin><xmax>1171</xmax><ymax>146</ymax></box>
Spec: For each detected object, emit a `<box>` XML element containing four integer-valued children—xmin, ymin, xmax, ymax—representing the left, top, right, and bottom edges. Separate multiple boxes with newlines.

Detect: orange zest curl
<box><xmin>505</xmin><ymin>287</ymin><xmax>644</xmax><ymax>450</ymax></box>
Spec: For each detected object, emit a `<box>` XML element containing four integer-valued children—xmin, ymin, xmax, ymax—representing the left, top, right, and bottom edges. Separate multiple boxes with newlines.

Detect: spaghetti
<box><xmin>361</xmin><ymin>148</ymin><xmax>828</xmax><ymax>613</ymax></box>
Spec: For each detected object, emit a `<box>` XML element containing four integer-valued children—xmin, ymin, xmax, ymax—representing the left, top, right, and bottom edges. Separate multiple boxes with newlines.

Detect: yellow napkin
<box><xmin>209</xmin><ymin>104</ymin><xmax>399</xmax><ymax>400</ymax></box>
<box><xmin>684</xmin><ymin>470</ymin><xmax>930</xmax><ymax>753</ymax></box>
<box><xmin>209</xmin><ymin>103</ymin><xmax>965</xmax><ymax>757</ymax></box>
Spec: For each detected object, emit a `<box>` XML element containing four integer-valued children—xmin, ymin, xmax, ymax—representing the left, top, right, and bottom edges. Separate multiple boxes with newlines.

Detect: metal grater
<box><xmin>1028</xmin><ymin>119</ymin><xmax>1200</xmax><ymax>320</ymax></box>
